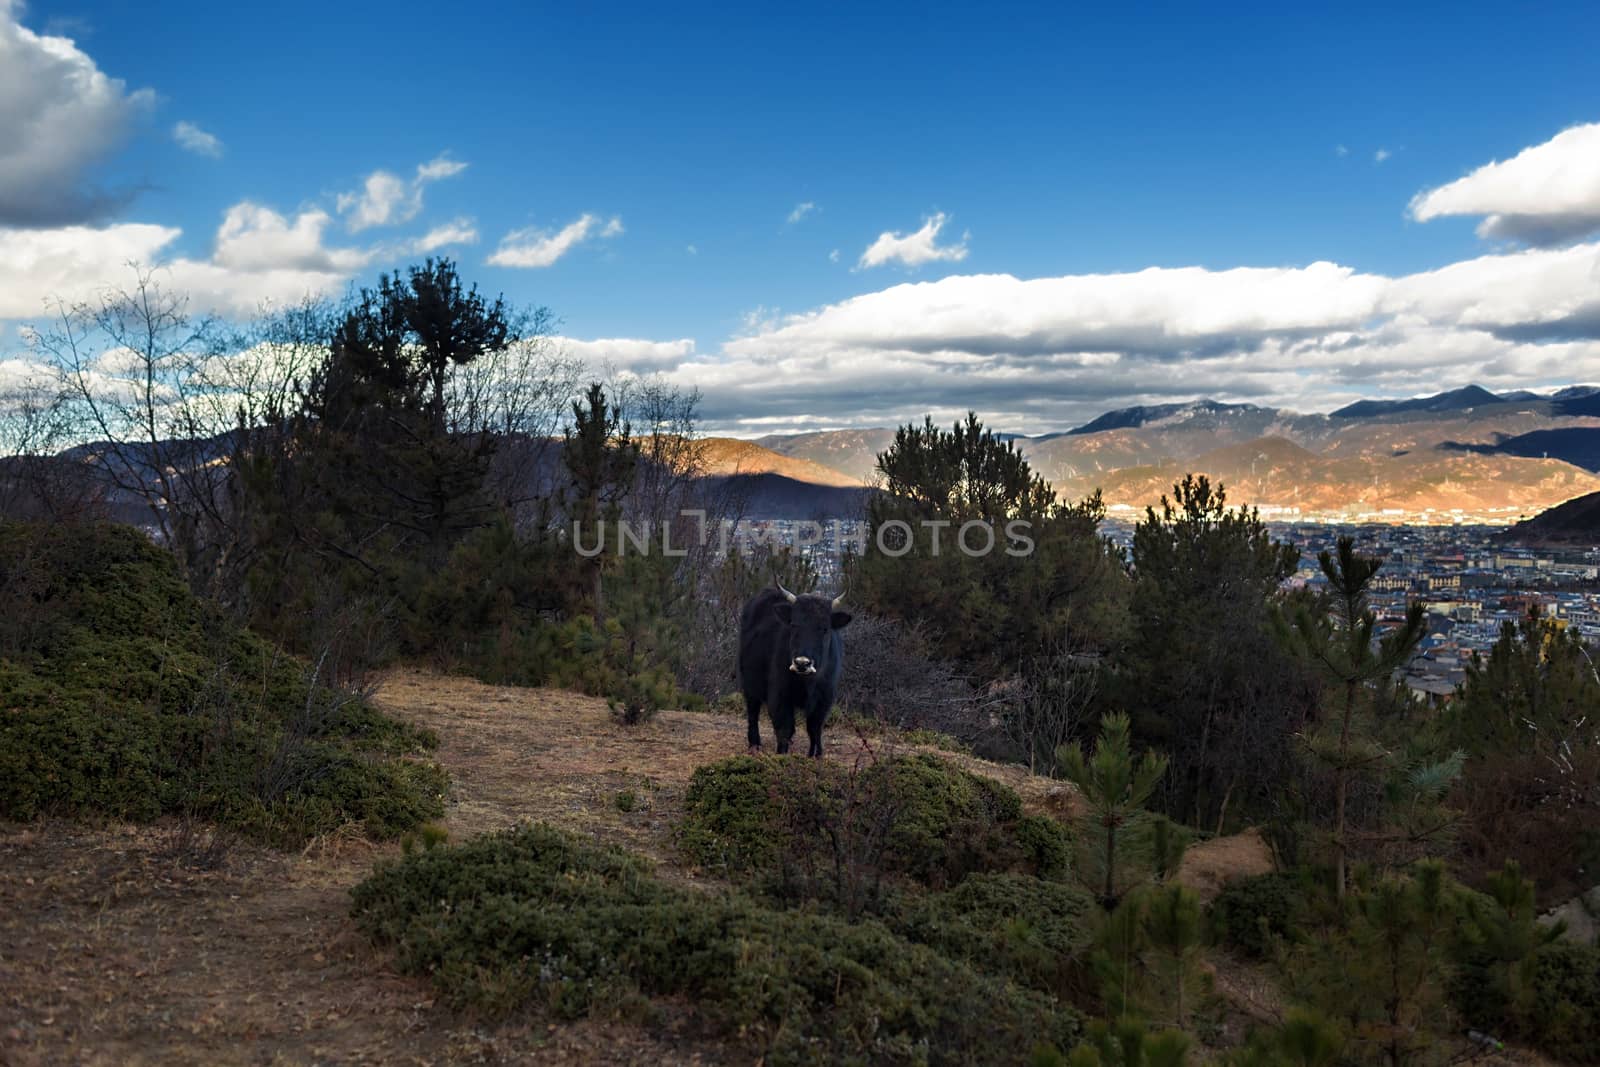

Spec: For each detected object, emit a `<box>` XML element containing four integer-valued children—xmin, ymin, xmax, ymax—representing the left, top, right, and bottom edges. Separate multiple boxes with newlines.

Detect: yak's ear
<box><xmin>774</xmin><ymin>603</ymin><xmax>793</xmax><ymax>624</ymax></box>
<box><xmin>831</xmin><ymin>611</ymin><xmax>853</xmax><ymax>630</ymax></box>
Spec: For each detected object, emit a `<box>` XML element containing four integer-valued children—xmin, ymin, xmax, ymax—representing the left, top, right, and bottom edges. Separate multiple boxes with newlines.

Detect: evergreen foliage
<box><xmin>1275</xmin><ymin>537</ymin><xmax>1452</xmax><ymax>896</ymax></box>
<box><xmin>0</xmin><ymin>522</ymin><xmax>445</xmax><ymax>844</ymax></box>
<box><xmin>1058</xmin><ymin>712</ymin><xmax>1168</xmax><ymax>906</ymax></box>
<box><xmin>850</xmin><ymin>412</ymin><xmax>1126</xmax><ymax>680</ymax></box>
<box><xmin>677</xmin><ymin>752</ymin><xmax>1069</xmax><ymax>898</ymax></box>
<box><xmin>1446</xmin><ymin>613</ymin><xmax>1600</xmax><ymax>899</ymax></box>
<box><xmin>1124</xmin><ymin>475</ymin><xmax>1309</xmax><ymax>830</ymax></box>
<box><xmin>350</xmin><ymin>821</ymin><xmax>1086</xmax><ymax>1065</ymax></box>
<box><xmin>1207</xmin><ymin>871</ymin><xmax>1307</xmax><ymax>958</ymax></box>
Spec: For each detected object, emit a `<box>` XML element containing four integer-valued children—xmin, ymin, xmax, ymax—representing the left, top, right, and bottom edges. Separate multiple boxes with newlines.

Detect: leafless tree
<box><xmin>33</xmin><ymin>268</ymin><xmax>346</xmax><ymax>606</ymax></box>
<box><xmin>836</xmin><ymin>613</ymin><xmax>987</xmax><ymax>740</ymax></box>
<box><xmin>1007</xmin><ymin>628</ymin><xmax>1103</xmax><ymax>774</ymax></box>
<box><xmin>453</xmin><ymin>318</ymin><xmax>584</xmax><ymax>519</ymax></box>
<box><xmin>0</xmin><ymin>358</ymin><xmax>106</xmax><ymax>521</ymax></box>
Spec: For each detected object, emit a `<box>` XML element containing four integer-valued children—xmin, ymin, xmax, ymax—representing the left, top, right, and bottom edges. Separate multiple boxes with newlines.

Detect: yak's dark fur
<box><xmin>738</xmin><ymin>584</ymin><xmax>852</xmax><ymax>756</ymax></box>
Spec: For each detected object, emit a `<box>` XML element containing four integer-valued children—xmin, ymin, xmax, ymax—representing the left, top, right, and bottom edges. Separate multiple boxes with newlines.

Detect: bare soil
<box><xmin>0</xmin><ymin>668</ymin><xmax>1254</xmax><ymax>1066</ymax></box>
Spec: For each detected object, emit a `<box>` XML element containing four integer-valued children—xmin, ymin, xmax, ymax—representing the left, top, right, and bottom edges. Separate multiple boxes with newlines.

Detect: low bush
<box><xmin>350</xmin><ymin>822</ymin><xmax>1085</xmax><ymax>1065</ymax></box>
<box><xmin>1207</xmin><ymin>872</ymin><xmax>1307</xmax><ymax>958</ymax></box>
<box><xmin>0</xmin><ymin>521</ymin><xmax>445</xmax><ymax>845</ymax></box>
<box><xmin>885</xmin><ymin>872</ymin><xmax>1097</xmax><ymax>995</ymax></box>
<box><xmin>678</xmin><ymin>752</ymin><xmax>1070</xmax><ymax>893</ymax></box>
<box><xmin>1528</xmin><ymin>942</ymin><xmax>1600</xmax><ymax>1063</ymax></box>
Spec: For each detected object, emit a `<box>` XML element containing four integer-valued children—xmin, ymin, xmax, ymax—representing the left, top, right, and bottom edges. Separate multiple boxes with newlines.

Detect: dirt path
<box><xmin>0</xmin><ymin>672</ymin><xmax>760</xmax><ymax>1066</ymax></box>
<box><xmin>0</xmin><ymin>668</ymin><xmax>1232</xmax><ymax>1066</ymax></box>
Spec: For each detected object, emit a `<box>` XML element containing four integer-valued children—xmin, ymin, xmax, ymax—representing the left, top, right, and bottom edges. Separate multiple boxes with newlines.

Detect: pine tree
<box><xmin>1229</xmin><ymin>1009</ymin><xmax>1345</xmax><ymax>1066</ymax></box>
<box><xmin>1058</xmin><ymin>712</ymin><xmax>1168</xmax><ymax>907</ymax></box>
<box><xmin>563</xmin><ymin>382</ymin><xmax>639</xmax><ymax>621</ymax></box>
<box><xmin>1057</xmin><ymin>1018</ymin><xmax>1190</xmax><ymax>1067</ymax></box>
<box><xmin>1126</xmin><ymin>475</ymin><xmax>1306</xmax><ymax>830</ymax></box>
<box><xmin>1275</xmin><ymin>537</ymin><xmax>1426</xmax><ymax>898</ymax></box>
<box><xmin>1457</xmin><ymin>860</ymin><xmax>1565</xmax><ymax>1031</ymax></box>
<box><xmin>850</xmin><ymin>411</ymin><xmax>1125</xmax><ymax>679</ymax></box>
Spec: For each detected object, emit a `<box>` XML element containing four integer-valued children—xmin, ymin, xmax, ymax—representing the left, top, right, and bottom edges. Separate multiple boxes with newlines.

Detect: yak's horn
<box><xmin>831</xmin><ymin>589</ymin><xmax>846</xmax><ymax>610</ymax></box>
<box><xmin>774</xmin><ymin>579</ymin><xmax>798</xmax><ymax>603</ymax></box>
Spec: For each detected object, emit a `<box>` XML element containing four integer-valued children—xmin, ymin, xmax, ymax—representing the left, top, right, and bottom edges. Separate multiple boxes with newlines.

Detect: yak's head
<box><xmin>773</xmin><ymin>581</ymin><xmax>851</xmax><ymax>678</ymax></box>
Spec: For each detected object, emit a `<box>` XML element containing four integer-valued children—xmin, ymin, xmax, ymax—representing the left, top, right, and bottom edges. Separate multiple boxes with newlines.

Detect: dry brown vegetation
<box><xmin>2</xmin><ymin>669</ymin><xmax>1262</xmax><ymax>1066</ymax></box>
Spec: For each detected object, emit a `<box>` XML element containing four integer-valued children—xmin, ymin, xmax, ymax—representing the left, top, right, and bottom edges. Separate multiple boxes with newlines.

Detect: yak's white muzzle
<box><xmin>789</xmin><ymin>657</ymin><xmax>816</xmax><ymax>675</ymax></box>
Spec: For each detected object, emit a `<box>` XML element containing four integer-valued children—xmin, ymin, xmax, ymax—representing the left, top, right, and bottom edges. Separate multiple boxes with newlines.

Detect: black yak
<box><xmin>738</xmin><ymin>580</ymin><xmax>851</xmax><ymax>756</ymax></box>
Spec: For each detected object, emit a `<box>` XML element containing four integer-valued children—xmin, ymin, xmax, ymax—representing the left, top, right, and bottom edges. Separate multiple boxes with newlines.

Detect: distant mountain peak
<box><xmin>1330</xmin><ymin>385</ymin><xmax>1503</xmax><ymax>419</ymax></box>
<box><xmin>1067</xmin><ymin>398</ymin><xmax>1262</xmax><ymax>436</ymax></box>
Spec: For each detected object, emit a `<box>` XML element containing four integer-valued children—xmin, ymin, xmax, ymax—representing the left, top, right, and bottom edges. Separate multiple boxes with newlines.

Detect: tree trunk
<box><xmin>1335</xmin><ymin>678</ymin><xmax>1356</xmax><ymax>900</ymax></box>
<box><xmin>1104</xmin><ymin>820</ymin><xmax>1117</xmax><ymax>906</ymax></box>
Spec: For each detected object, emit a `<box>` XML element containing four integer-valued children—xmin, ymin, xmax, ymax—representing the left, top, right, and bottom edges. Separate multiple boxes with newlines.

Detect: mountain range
<box><xmin>15</xmin><ymin>385</ymin><xmax>1600</xmax><ymax>525</ymax></box>
<box><xmin>738</xmin><ymin>385</ymin><xmax>1600</xmax><ymax>521</ymax></box>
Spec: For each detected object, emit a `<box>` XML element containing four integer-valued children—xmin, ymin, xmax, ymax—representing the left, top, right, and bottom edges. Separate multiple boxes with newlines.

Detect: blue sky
<box><xmin>4</xmin><ymin>0</ymin><xmax>1600</xmax><ymax>431</ymax></box>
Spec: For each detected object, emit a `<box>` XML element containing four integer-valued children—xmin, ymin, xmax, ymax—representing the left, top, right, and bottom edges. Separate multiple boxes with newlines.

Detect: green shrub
<box><xmin>678</xmin><ymin>752</ymin><xmax>1062</xmax><ymax>892</ymax></box>
<box><xmin>1528</xmin><ymin>942</ymin><xmax>1600</xmax><ymax>1063</ymax></box>
<box><xmin>1016</xmin><ymin>813</ymin><xmax>1075</xmax><ymax>880</ymax></box>
<box><xmin>887</xmin><ymin>872</ymin><xmax>1097</xmax><ymax>994</ymax></box>
<box><xmin>351</xmin><ymin>822</ymin><xmax>1084</xmax><ymax>1065</ymax></box>
<box><xmin>1208</xmin><ymin>872</ymin><xmax>1306</xmax><ymax>958</ymax></box>
<box><xmin>607</xmin><ymin>665</ymin><xmax>676</xmax><ymax>725</ymax></box>
<box><xmin>677</xmin><ymin>754</ymin><xmax>784</xmax><ymax>872</ymax></box>
<box><xmin>0</xmin><ymin>521</ymin><xmax>445</xmax><ymax>845</ymax></box>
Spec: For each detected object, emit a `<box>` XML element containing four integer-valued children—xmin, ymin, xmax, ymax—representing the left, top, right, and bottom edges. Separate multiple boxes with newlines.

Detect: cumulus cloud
<box><xmin>173</xmin><ymin>120</ymin><xmax>222</xmax><ymax>158</ymax></box>
<box><xmin>487</xmin><ymin>213</ymin><xmax>623</xmax><ymax>268</ymax></box>
<box><xmin>669</xmin><ymin>240</ymin><xmax>1600</xmax><ymax>433</ymax></box>
<box><xmin>787</xmin><ymin>201</ymin><xmax>816</xmax><ymax>225</ymax></box>
<box><xmin>0</xmin><ymin>2</ymin><xmax>154</xmax><ymax>225</ymax></box>
<box><xmin>213</xmin><ymin>203</ymin><xmax>372</xmax><ymax>273</ymax></box>
<box><xmin>0</xmin><ymin>199</ymin><xmax>377</xmax><ymax>320</ymax></box>
<box><xmin>0</xmin><ymin>222</ymin><xmax>180</xmax><ymax>318</ymax></box>
<box><xmin>857</xmin><ymin>213</ymin><xmax>969</xmax><ymax>269</ymax></box>
<box><xmin>1410</xmin><ymin>123</ymin><xmax>1600</xmax><ymax>246</ymax></box>
<box><xmin>1375</xmin><ymin>148</ymin><xmax>1391</xmax><ymax>164</ymax></box>
<box><xmin>557</xmin><ymin>336</ymin><xmax>696</xmax><ymax>374</ymax></box>
<box><xmin>338</xmin><ymin>153</ymin><xmax>467</xmax><ymax>232</ymax></box>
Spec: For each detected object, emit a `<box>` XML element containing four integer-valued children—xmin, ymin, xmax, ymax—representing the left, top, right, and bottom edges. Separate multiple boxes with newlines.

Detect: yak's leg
<box><xmin>745</xmin><ymin>691</ymin><xmax>763</xmax><ymax>754</ymax></box>
<box><xmin>770</xmin><ymin>678</ymin><xmax>796</xmax><ymax>754</ymax></box>
<box><xmin>805</xmin><ymin>706</ymin><xmax>827</xmax><ymax>758</ymax></box>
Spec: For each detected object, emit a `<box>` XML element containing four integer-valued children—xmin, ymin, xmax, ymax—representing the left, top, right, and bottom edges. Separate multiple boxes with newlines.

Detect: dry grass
<box><xmin>0</xmin><ymin>667</ymin><xmax>1270</xmax><ymax>1065</ymax></box>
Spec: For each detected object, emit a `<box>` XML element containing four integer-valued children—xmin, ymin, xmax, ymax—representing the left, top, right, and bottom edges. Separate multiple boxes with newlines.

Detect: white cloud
<box><xmin>213</xmin><ymin>203</ymin><xmax>371</xmax><ymax>273</ymax></box>
<box><xmin>337</xmin><ymin>153</ymin><xmax>467</xmax><ymax>232</ymax></box>
<box><xmin>1375</xmin><ymin>148</ymin><xmax>1391</xmax><ymax>164</ymax></box>
<box><xmin>0</xmin><ymin>199</ymin><xmax>377</xmax><ymax>320</ymax></box>
<box><xmin>1336</xmin><ymin>144</ymin><xmax>1349</xmax><ymax>157</ymax></box>
<box><xmin>857</xmin><ymin>212</ymin><xmax>969</xmax><ymax>269</ymax></box>
<box><xmin>173</xmin><ymin>120</ymin><xmax>222</xmax><ymax>158</ymax></box>
<box><xmin>686</xmin><ymin>244</ymin><xmax>698</xmax><ymax>255</ymax></box>
<box><xmin>1409</xmin><ymin>123</ymin><xmax>1600</xmax><ymax>246</ymax></box>
<box><xmin>487</xmin><ymin>213</ymin><xmax>623</xmax><ymax>268</ymax></box>
<box><xmin>829</xmin><ymin>248</ymin><xmax>840</xmax><ymax>263</ymax></box>
<box><xmin>338</xmin><ymin>171</ymin><xmax>414</xmax><ymax>232</ymax></box>
<box><xmin>0</xmin><ymin>222</ymin><xmax>180</xmax><ymax>318</ymax></box>
<box><xmin>411</xmin><ymin>217</ymin><xmax>478</xmax><ymax>253</ymax></box>
<box><xmin>0</xmin><ymin>2</ymin><xmax>154</xmax><ymax>224</ymax></box>
<box><xmin>415</xmin><ymin>155</ymin><xmax>468</xmax><ymax>183</ymax></box>
<box><xmin>557</xmin><ymin>336</ymin><xmax>696</xmax><ymax>373</ymax></box>
<box><xmin>674</xmin><ymin>240</ymin><xmax>1600</xmax><ymax>433</ymax></box>
<box><xmin>787</xmin><ymin>201</ymin><xmax>816</xmax><ymax>225</ymax></box>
